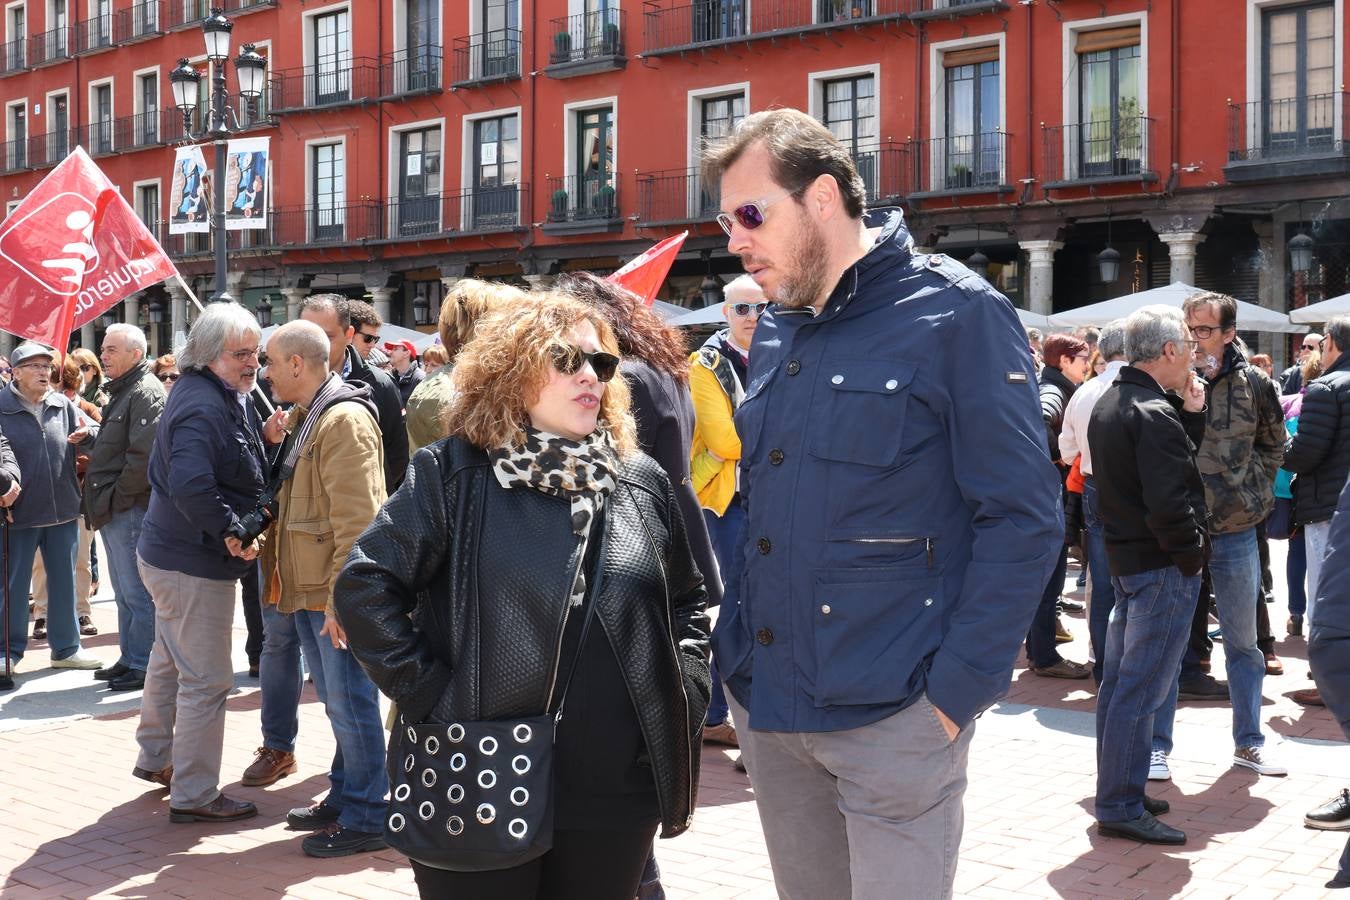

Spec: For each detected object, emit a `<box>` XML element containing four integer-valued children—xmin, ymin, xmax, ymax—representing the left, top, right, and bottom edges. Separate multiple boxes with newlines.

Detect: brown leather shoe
<box><xmin>1032</xmin><ymin>658</ymin><xmax>1092</xmax><ymax>680</ymax></box>
<box><xmin>132</xmin><ymin>764</ymin><xmax>173</xmax><ymax>787</ymax></box>
<box><xmin>241</xmin><ymin>747</ymin><xmax>297</xmax><ymax>786</ymax></box>
<box><xmin>1292</xmin><ymin>688</ymin><xmax>1325</xmax><ymax>707</ymax></box>
<box><xmin>1265</xmin><ymin>652</ymin><xmax>1284</xmax><ymax>676</ymax></box>
<box><xmin>169</xmin><ymin>793</ymin><xmax>258</xmax><ymax>823</ymax></box>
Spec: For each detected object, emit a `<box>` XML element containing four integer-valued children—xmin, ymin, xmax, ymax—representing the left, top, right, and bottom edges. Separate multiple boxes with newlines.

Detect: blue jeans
<box><xmin>293</xmin><ymin>608</ymin><xmax>388</xmax><ymax>833</ymax></box>
<box><xmin>1082</xmin><ymin>478</ymin><xmax>1116</xmax><ymax>684</ymax></box>
<box><xmin>99</xmin><ymin>506</ymin><xmax>156</xmax><ymax>670</ymax></box>
<box><xmin>259</xmin><ymin>601</ymin><xmax>303</xmax><ymax>753</ymax></box>
<box><xmin>1287</xmin><ymin>529</ymin><xmax>1307</xmax><ymax>617</ymax></box>
<box><xmin>703</xmin><ymin>499</ymin><xmax>746</xmax><ymax>727</ymax></box>
<box><xmin>1096</xmin><ymin>566</ymin><xmax>1200</xmax><ymax>822</ymax></box>
<box><xmin>1208</xmin><ymin>528</ymin><xmax>1266</xmax><ymax>749</ymax></box>
<box><xmin>1026</xmin><ymin>543</ymin><xmax>1069</xmax><ymax>669</ymax></box>
<box><xmin>5</xmin><ymin>521</ymin><xmax>80</xmax><ymax>662</ymax></box>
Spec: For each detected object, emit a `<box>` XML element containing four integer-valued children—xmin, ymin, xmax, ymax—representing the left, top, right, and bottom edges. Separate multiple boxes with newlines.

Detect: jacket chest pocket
<box><xmin>285</xmin><ymin>517</ymin><xmax>334</xmax><ymax>591</ymax></box>
<box><xmin>809</xmin><ymin>361</ymin><xmax>916</xmax><ymax>467</ymax></box>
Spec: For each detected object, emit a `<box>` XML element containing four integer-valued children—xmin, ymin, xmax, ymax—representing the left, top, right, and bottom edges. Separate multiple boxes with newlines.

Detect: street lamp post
<box><xmin>168</xmin><ymin>9</ymin><xmax>266</xmax><ymax>304</ymax></box>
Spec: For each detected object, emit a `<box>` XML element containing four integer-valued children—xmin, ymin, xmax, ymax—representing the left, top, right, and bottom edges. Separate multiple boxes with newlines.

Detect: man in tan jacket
<box><xmin>259</xmin><ymin>320</ymin><xmax>388</xmax><ymax>858</ymax></box>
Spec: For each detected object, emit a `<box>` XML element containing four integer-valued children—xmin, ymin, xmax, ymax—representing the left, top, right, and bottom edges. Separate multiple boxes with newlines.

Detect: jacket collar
<box><xmin>1117</xmin><ymin>365</ymin><xmax>1170</xmax><ymax>397</ymax></box>
<box><xmin>105</xmin><ymin>359</ymin><xmax>152</xmax><ymax>396</ymax></box>
<box><xmin>1323</xmin><ymin>350</ymin><xmax>1350</xmax><ymax>376</ymax></box>
<box><xmin>1</xmin><ymin>381</ymin><xmax>62</xmax><ymax>414</ymax></box>
<box><xmin>1040</xmin><ymin>364</ymin><xmax>1078</xmax><ymax>399</ymax></box>
<box><xmin>776</xmin><ymin>208</ymin><xmax>913</xmax><ymax>322</ymax></box>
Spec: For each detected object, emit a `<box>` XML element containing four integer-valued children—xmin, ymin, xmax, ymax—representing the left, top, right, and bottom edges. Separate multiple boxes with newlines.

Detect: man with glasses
<box><xmin>134</xmin><ymin>302</ymin><xmax>268</xmax><ymax>823</ymax></box>
<box><xmin>346</xmin><ymin>300</ymin><xmax>383</xmax><ymax>363</ymax></box>
<box><xmin>701</xmin><ymin>108</ymin><xmax>1060</xmax><ymax>897</ymax></box>
<box><xmin>1281</xmin><ymin>332</ymin><xmax>1323</xmax><ymax>395</ymax></box>
<box><xmin>83</xmin><ymin>324</ymin><xmax>166</xmax><ymax>692</ymax></box>
<box><xmin>688</xmin><ymin>273</ymin><xmax>765</xmax><ymax>757</ymax></box>
<box><xmin>1168</xmin><ymin>291</ymin><xmax>1287</xmax><ymax>780</ymax></box>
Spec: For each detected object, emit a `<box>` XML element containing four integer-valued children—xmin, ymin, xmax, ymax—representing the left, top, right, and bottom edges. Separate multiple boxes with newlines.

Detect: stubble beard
<box><xmin>774</xmin><ymin>215</ymin><xmax>830</xmax><ymax>311</ymax></box>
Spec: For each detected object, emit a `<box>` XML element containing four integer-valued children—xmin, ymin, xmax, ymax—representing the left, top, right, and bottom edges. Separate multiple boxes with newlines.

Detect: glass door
<box><xmin>312</xmin><ymin>143</ymin><xmax>344</xmax><ymax>240</ymax></box>
<box><xmin>822</xmin><ymin>75</ymin><xmax>877</xmax><ymax>199</ymax></box>
<box><xmin>397</xmin><ymin>127</ymin><xmax>441</xmax><ymax>236</ymax></box>
<box><xmin>313</xmin><ymin>10</ymin><xmax>350</xmax><ymax>104</ymax></box>
<box><xmin>576</xmin><ymin>107</ymin><xmax>613</xmax><ymax>218</ymax></box>
<box><xmin>481</xmin><ymin>0</ymin><xmax>517</xmax><ymax>78</ymax></box>
<box><xmin>405</xmin><ymin>0</ymin><xmax>439</xmax><ymax>91</ymax></box>
<box><xmin>1263</xmin><ymin>3</ymin><xmax>1335</xmax><ymax>156</ymax></box>
<box><xmin>472</xmin><ymin>115</ymin><xmax>518</xmax><ymax>229</ymax></box>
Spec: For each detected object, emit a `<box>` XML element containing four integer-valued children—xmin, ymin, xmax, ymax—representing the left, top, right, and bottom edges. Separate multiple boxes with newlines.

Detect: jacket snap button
<box><xmin>831</xmin><ymin>374</ymin><xmax>844</xmax><ymax>385</ymax></box>
<box><xmin>757</xmin><ymin>537</ymin><xmax>771</xmax><ymax>554</ymax></box>
<box><xmin>924</xmin><ymin>598</ymin><xmax>933</xmax><ymax>607</ymax></box>
<box><xmin>756</xmin><ymin>628</ymin><xmax>774</xmax><ymax>646</ymax></box>
<box><xmin>768</xmin><ymin>449</ymin><xmax>784</xmax><ymax>465</ymax></box>
<box><xmin>885</xmin><ymin>379</ymin><xmax>898</xmax><ymax>391</ymax></box>
<box><xmin>786</xmin><ymin>359</ymin><xmax>801</xmax><ymax>376</ymax></box>
<box><xmin>821</xmin><ymin>604</ymin><xmax>831</xmax><ymax>614</ymax></box>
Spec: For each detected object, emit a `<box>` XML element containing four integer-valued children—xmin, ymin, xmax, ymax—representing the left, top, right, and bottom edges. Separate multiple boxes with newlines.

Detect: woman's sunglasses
<box><xmin>158</xmin><ymin>372</ymin><xmax>179</xmax><ymax>383</ymax></box>
<box><xmin>716</xmin><ymin>188</ymin><xmax>800</xmax><ymax>237</ymax></box>
<box><xmin>731</xmin><ymin>302</ymin><xmax>768</xmax><ymax>318</ymax></box>
<box><xmin>551</xmin><ymin>345</ymin><xmax>619</xmax><ymax>383</ymax></box>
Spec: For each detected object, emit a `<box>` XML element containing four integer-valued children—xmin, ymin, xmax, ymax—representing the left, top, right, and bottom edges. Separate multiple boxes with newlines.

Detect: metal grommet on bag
<box><xmin>479</xmin><ymin>735</ymin><xmax>498</xmax><ymax>756</ymax></box>
<box><xmin>508</xmin><ymin>818</ymin><xmax>528</xmax><ymax>839</ymax></box>
<box><xmin>388</xmin><ymin>813</ymin><xmax>406</xmax><ymax>833</ymax></box>
<box><xmin>393</xmin><ymin>783</ymin><xmax>411</xmax><ymax>802</ymax></box>
<box><xmin>512</xmin><ymin>754</ymin><xmax>531</xmax><ymax>775</ymax></box>
<box><xmin>450</xmin><ymin>752</ymin><xmax>467</xmax><ymax>772</ymax></box>
<box><xmin>421</xmin><ymin>768</ymin><xmax>437</xmax><ymax>788</ymax></box>
<box><xmin>417</xmin><ymin>801</ymin><xmax>435</xmax><ymax>821</ymax></box>
<box><xmin>446</xmin><ymin>815</ymin><xmax>464</xmax><ymax>836</ymax></box>
<box><xmin>404</xmin><ymin>754</ymin><xmax>415</xmax><ymax>773</ymax></box>
<box><xmin>406</xmin><ymin>727</ymin><xmax>417</xmax><ymax>743</ymax></box>
<box><xmin>447</xmin><ymin>783</ymin><xmax>464</xmax><ymax>804</ymax></box>
<box><xmin>424</xmin><ymin>735</ymin><xmax>440</xmax><ymax>755</ymax></box>
<box><xmin>513</xmin><ymin>723</ymin><xmax>533</xmax><ymax>743</ymax></box>
<box><xmin>478</xmin><ymin>769</ymin><xmax>497</xmax><ymax>789</ymax></box>
<box><xmin>448</xmin><ymin>723</ymin><xmax>465</xmax><ymax>743</ymax></box>
<box><xmin>510</xmin><ymin>786</ymin><xmax>529</xmax><ymax>807</ymax></box>
<box><xmin>476</xmin><ymin>803</ymin><xmax>496</xmax><ymax>824</ymax></box>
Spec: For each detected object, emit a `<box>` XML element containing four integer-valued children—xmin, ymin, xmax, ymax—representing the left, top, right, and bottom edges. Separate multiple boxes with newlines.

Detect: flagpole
<box><xmin>172</xmin><ymin>271</ymin><xmax>275</xmax><ymax>416</ymax></box>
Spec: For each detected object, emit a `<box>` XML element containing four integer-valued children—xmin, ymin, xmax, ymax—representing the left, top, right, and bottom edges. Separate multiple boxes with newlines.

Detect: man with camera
<box><xmin>134</xmin><ymin>302</ymin><xmax>269</xmax><ymax>824</ymax></box>
<box><xmin>256</xmin><ymin>320</ymin><xmax>388</xmax><ymax>858</ymax></box>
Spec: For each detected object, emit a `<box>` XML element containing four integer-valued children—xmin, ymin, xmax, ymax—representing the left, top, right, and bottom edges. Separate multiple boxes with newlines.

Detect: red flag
<box><xmin>606</xmin><ymin>231</ymin><xmax>687</xmax><ymax>306</ymax></box>
<box><xmin>0</xmin><ymin>146</ymin><xmax>177</xmax><ymax>352</ymax></box>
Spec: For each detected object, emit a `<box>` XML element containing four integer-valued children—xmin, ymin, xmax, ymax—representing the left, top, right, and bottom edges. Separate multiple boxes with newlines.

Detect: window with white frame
<box><xmin>695</xmin><ymin>91</ymin><xmax>744</xmax><ymax>216</ymax></box>
<box><xmin>6</xmin><ymin>4</ymin><xmax>25</xmax><ymax>69</ymax></box>
<box><xmin>92</xmin><ymin>82</ymin><xmax>113</xmax><ymax>153</ymax></box>
<box><xmin>311</xmin><ymin>142</ymin><xmax>345</xmax><ymax>240</ymax></box>
<box><xmin>941</xmin><ymin>47</ymin><xmax>1001</xmax><ymax>189</ymax></box>
<box><xmin>312</xmin><ymin>10</ymin><xmax>351</xmax><ymax>104</ymax></box>
<box><xmin>470</xmin><ymin>114</ymin><xmax>518</xmax><ymax>229</ymax></box>
<box><xmin>395</xmin><ymin>125</ymin><xmax>441</xmax><ymax>236</ymax></box>
<box><xmin>1076</xmin><ymin>26</ymin><xmax>1142</xmax><ymax>178</ymax></box>
<box><xmin>136</xmin><ymin>71</ymin><xmax>158</xmax><ymax>145</ymax></box>
<box><xmin>89</xmin><ymin>0</ymin><xmax>112</xmax><ymax>48</ymax></box>
<box><xmin>47</xmin><ymin>0</ymin><xmax>67</xmax><ymax>58</ymax></box>
<box><xmin>820</xmin><ymin>74</ymin><xmax>877</xmax><ymax>197</ymax></box>
<box><xmin>6</xmin><ymin>101</ymin><xmax>25</xmax><ymax>169</ymax></box>
<box><xmin>135</xmin><ymin>182</ymin><xmax>159</xmax><ymax>230</ymax></box>
<box><xmin>49</xmin><ymin>92</ymin><xmax>70</xmax><ymax>162</ymax></box>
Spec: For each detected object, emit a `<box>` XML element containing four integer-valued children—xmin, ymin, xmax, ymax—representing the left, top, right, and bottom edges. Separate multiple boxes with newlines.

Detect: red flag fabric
<box><xmin>0</xmin><ymin>146</ymin><xmax>177</xmax><ymax>350</ymax></box>
<box><xmin>606</xmin><ymin>231</ymin><xmax>687</xmax><ymax>306</ymax></box>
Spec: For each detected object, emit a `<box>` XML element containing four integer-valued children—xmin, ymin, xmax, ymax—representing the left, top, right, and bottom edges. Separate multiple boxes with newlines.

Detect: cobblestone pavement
<box><xmin>2</xmin><ymin>541</ymin><xmax>1348</xmax><ymax>898</ymax></box>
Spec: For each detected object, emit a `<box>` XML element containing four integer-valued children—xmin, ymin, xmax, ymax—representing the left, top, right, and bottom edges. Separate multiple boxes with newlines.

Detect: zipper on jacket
<box><xmin>846</xmin><ymin>536</ymin><xmax>934</xmax><ymax>568</ymax></box>
<box><xmin>543</xmin><ymin>532</ymin><xmax>590</xmax><ymax>715</ymax></box>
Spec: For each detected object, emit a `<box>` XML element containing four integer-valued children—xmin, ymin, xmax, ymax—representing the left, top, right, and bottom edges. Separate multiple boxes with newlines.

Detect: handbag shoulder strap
<box><xmin>551</xmin><ymin>514</ymin><xmax>608</xmax><ymax>724</ymax></box>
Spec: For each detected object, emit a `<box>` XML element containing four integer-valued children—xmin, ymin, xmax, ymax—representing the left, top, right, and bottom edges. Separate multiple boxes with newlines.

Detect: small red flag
<box><xmin>607</xmin><ymin>231</ymin><xmax>687</xmax><ymax>306</ymax></box>
<box><xmin>0</xmin><ymin>146</ymin><xmax>178</xmax><ymax>352</ymax></box>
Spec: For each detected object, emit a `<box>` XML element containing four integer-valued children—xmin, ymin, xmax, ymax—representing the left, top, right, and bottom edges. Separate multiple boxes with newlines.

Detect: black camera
<box><xmin>228</xmin><ymin>488</ymin><xmax>279</xmax><ymax>546</ymax></box>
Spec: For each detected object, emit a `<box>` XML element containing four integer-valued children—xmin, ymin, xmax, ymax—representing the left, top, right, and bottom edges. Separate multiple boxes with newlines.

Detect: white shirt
<box><xmin>1059</xmin><ymin>360</ymin><xmax>1126</xmax><ymax>477</ymax></box>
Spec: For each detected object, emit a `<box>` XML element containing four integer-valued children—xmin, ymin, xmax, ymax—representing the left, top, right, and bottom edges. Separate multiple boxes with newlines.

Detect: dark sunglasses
<box><xmin>158</xmin><ymin>372</ymin><xmax>179</xmax><ymax>383</ymax></box>
<box><xmin>551</xmin><ymin>345</ymin><xmax>619</xmax><ymax>383</ymax></box>
<box><xmin>716</xmin><ymin>187</ymin><xmax>800</xmax><ymax>236</ymax></box>
<box><xmin>357</xmin><ymin>332</ymin><xmax>381</xmax><ymax>345</ymax></box>
<box><xmin>79</xmin><ymin>364</ymin><xmax>95</xmax><ymax>372</ymax></box>
<box><xmin>731</xmin><ymin>302</ymin><xmax>768</xmax><ymax>318</ymax></box>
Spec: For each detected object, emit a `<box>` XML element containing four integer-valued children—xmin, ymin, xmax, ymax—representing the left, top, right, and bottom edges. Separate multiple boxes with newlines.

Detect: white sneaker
<box><xmin>50</xmin><ymin>650</ymin><xmax>104</xmax><ymax>670</ymax></box>
<box><xmin>1233</xmin><ymin>745</ymin><xmax>1288</xmax><ymax>776</ymax></box>
<box><xmin>1148</xmin><ymin>749</ymin><xmax>1171</xmax><ymax>781</ymax></box>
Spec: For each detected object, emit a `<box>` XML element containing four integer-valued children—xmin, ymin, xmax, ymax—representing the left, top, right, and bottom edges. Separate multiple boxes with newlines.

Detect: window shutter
<box><xmin>1075</xmin><ymin>25</ymin><xmax>1141</xmax><ymax>54</ymax></box>
<box><xmin>942</xmin><ymin>45</ymin><xmax>1000</xmax><ymax>68</ymax></box>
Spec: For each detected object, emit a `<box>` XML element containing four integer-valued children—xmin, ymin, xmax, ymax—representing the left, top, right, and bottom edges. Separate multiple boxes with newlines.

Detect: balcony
<box><xmin>270</xmin><ymin>59</ymin><xmax>382</xmax><ymax>113</ymax></box>
<box><xmin>76</xmin><ymin>110</ymin><xmax>173</xmax><ymax>156</ymax></box>
<box><xmin>908</xmin><ymin>0</ymin><xmax>1008</xmax><ymax>19</ymax></box>
<box><xmin>26</xmin><ymin>128</ymin><xmax>77</xmax><ymax>169</ymax></box>
<box><xmin>451</xmin><ymin>29</ymin><xmax>521</xmax><ymax>87</ymax></box>
<box><xmin>382</xmin><ymin>185</ymin><xmax>531</xmax><ymax>240</ymax></box>
<box><xmin>544</xmin><ymin>173</ymin><xmax>622</xmax><ymax>235</ymax></box>
<box><xmin>167</xmin><ymin>0</ymin><xmax>274</xmax><ymax>29</ymax></box>
<box><xmin>0</xmin><ymin>137</ymin><xmax>29</xmax><ymax>174</ymax></box>
<box><xmin>73</xmin><ymin>14</ymin><xmax>116</xmax><ymax>55</ymax></box>
<box><xmin>636</xmin><ymin>168</ymin><xmax>718</xmax><ymax>226</ymax></box>
<box><xmin>381</xmin><ymin>44</ymin><xmax>442</xmax><ymax>97</ymax></box>
<box><xmin>0</xmin><ymin>38</ymin><xmax>26</xmax><ymax>76</ymax></box>
<box><xmin>547</xmin><ymin>9</ymin><xmax>625</xmax><ymax>79</ymax></box>
<box><xmin>909</xmin><ymin>131</ymin><xmax>1012</xmax><ymax>198</ymax></box>
<box><xmin>642</xmin><ymin>0</ymin><xmax>908</xmax><ymax>56</ymax></box>
<box><xmin>1226</xmin><ymin>92</ymin><xmax>1350</xmax><ymax>181</ymax></box>
<box><xmin>1042</xmin><ymin>115</ymin><xmax>1158</xmax><ymax>189</ymax></box>
<box><xmin>159</xmin><ymin>223</ymin><xmax>278</xmax><ymax>259</ymax></box>
<box><xmin>28</xmin><ymin>26</ymin><xmax>74</xmax><ymax>67</ymax></box>
<box><xmin>852</xmin><ymin>142</ymin><xmax>912</xmax><ymax>206</ymax></box>
<box><xmin>115</xmin><ymin>1</ymin><xmax>166</xmax><ymax>42</ymax></box>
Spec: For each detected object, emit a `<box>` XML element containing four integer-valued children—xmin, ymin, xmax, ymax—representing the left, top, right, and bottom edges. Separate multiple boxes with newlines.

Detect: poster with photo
<box><xmin>225</xmin><ymin>136</ymin><xmax>269</xmax><ymax>230</ymax></box>
<box><xmin>169</xmin><ymin>145</ymin><xmax>210</xmax><ymax>234</ymax></box>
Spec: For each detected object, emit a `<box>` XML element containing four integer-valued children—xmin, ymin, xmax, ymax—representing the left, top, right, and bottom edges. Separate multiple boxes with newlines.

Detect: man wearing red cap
<box><xmin>384</xmin><ymin>340</ymin><xmax>424</xmax><ymax>407</ymax></box>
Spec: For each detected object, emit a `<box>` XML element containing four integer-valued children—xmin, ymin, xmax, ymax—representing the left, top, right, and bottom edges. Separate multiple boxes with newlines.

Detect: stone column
<box><xmin>124</xmin><ymin>292</ymin><xmax>141</xmax><ymax>334</ymax></box>
<box><xmin>368</xmin><ymin>287</ymin><xmax>395</xmax><ymax>324</ymax></box>
<box><xmin>1252</xmin><ymin>221</ymin><xmax>1277</xmax><ymax>364</ymax></box>
<box><xmin>166</xmin><ymin>280</ymin><xmax>189</xmax><ymax>350</ymax></box>
<box><xmin>1157</xmin><ymin>231</ymin><xmax>1206</xmax><ymax>286</ymax></box>
<box><xmin>80</xmin><ymin>322</ymin><xmax>96</xmax><ymax>351</ymax></box>
<box><xmin>280</xmin><ymin>287</ymin><xmax>308</xmax><ymax>323</ymax></box>
<box><xmin>226</xmin><ymin>270</ymin><xmax>248</xmax><ymax>306</ymax></box>
<box><xmin>0</xmin><ymin>331</ymin><xmax>14</xmax><ymax>358</ymax></box>
<box><xmin>1019</xmin><ymin>240</ymin><xmax>1063</xmax><ymax>317</ymax></box>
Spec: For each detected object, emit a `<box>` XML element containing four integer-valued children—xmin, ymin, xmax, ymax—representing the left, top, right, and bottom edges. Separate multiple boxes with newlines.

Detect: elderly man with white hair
<box><xmin>84</xmin><ymin>323</ymin><xmax>166</xmax><ymax>692</ymax></box>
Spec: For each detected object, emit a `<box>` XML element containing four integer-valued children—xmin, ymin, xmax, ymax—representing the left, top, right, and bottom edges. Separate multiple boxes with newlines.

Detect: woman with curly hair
<box><xmin>335</xmin><ymin>294</ymin><xmax>711</xmax><ymax>899</ymax></box>
<box><xmin>150</xmin><ymin>353</ymin><xmax>181</xmax><ymax>391</ymax></box>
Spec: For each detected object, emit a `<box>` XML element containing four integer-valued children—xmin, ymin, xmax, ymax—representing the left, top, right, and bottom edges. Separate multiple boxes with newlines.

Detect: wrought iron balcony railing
<box><xmin>115</xmin><ymin>0</ymin><xmax>165</xmax><ymax>41</ymax></box>
<box><xmin>451</xmin><ymin>29</ymin><xmax>521</xmax><ymax>86</ymax></box>
<box><xmin>1228</xmin><ymin>92</ymin><xmax>1347</xmax><ymax>162</ymax></box>
<box><xmin>382</xmin><ymin>44</ymin><xmax>442</xmax><ymax>96</ymax></box>
<box><xmin>0</xmin><ymin>37</ymin><xmax>26</xmax><ymax>75</ymax></box>
<box><xmin>28</xmin><ymin>25</ymin><xmax>74</xmax><ymax>66</ymax></box>
<box><xmin>549</xmin><ymin>9</ymin><xmax>624</xmax><ymax>64</ymax></box>
<box><xmin>1042</xmin><ymin>115</ymin><xmax>1156</xmax><ymax>185</ymax></box>
<box><xmin>546</xmin><ymin>173</ymin><xmax>619</xmax><ymax>223</ymax></box>
<box><xmin>642</xmin><ymin>0</ymin><xmax>907</xmax><ymax>55</ymax></box>
<box><xmin>910</xmin><ymin>131</ymin><xmax>1010</xmax><ymax>195</ymax></box>
<box><xmin>73</xmin><ymin>14</ymin><xmax>115</xmax><ymax>54</ymax></box>
<box><xmin>270</xmin><ymin>57</ymin><xmax>381</xmax><ymax>112</ymax></box>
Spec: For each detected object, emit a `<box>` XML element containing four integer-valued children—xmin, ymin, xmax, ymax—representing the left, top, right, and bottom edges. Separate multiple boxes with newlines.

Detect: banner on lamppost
<box><xmin>225</xmin><ymin>137</ymin><xmax>269</xmax><ymax>230</ymax></box>
<box><xmin>169</xmin><ymin>145</ymin><xmax>210</xmax><ymax>235</ymax></box>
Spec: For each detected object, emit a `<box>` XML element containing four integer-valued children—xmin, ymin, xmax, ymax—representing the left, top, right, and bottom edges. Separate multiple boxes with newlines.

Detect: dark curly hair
<box><xmin>555</xmin><ymin>272</ymin><xmax>690</xmax><ymax>384</ymax></box>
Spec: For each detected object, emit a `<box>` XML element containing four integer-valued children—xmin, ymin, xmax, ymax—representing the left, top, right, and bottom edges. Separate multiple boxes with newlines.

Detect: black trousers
<box><xmin>409</xmin><ymin>824</ymin><xmax>658</xmax><ymax>900</ymax></box>
<box><xmin>240</xmin><ymin>559</ymin><xmax>263</xmax><ymax>665</ymax></box>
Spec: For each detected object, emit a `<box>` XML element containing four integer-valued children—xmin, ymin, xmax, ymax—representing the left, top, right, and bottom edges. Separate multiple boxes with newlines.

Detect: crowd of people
<box><xmin>3</xmin><ymin>106</ymin><xmax>1350</xmax><ymax>897</ymax></box>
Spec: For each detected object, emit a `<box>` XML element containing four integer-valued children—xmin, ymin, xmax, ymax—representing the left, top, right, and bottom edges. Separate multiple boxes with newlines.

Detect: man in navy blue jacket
<box><xmin>702</xmin><ymin>109</ymin><xmax>1061</xmax><ymax>898</ymax></box>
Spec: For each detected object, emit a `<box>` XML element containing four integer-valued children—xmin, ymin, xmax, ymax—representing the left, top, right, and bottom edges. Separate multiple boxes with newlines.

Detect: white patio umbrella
<box><xmin>1290</xmin><ymin>292</ymin><xmax>1350</xmax><ymax>324</ymax></box>
<box><xmin>1047</xmin><ymin>282</ymin><xmax>1306</xmax><ymax>333</ymax></box>
<box><xmin>1016</xmin><ymin>307</ymin><xmax>1052</xmax><ymax>329</ymax></box>
<box><xmin>668</xmin><ymin>303</ymin><xmax>729</xmax><ymax>328</ymax></box>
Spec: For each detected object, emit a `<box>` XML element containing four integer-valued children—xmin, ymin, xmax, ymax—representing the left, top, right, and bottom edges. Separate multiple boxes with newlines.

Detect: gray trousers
<box><xmin>134</xmin><ymin>556</ymin><xmax>237</xmax><ymax>810</ymax></box>
<box><xmin>730</xmin><ymin>693</ymin><xmax>974</xmax><ymax>900</ymax></box>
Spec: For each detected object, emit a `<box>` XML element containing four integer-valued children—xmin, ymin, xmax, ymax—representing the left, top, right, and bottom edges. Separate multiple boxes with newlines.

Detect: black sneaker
<box><xmin>1177</xmin><ymin>674</ymin><xmax>1229</xmax><ymax>701</ymax></box>
<box><xmin>287</xmin><ymin>801</ymin><xmax>343</xmax><ymax>831</ymax></box>
<box><xmin>95</xmin><ymin>661</ymin><xmax>131</xmax><ymax>682</ymax></box>
<box><xmin>301</xmin><ymin>823</ymin><xmax>387</xmax><ymax>858</ymax></box>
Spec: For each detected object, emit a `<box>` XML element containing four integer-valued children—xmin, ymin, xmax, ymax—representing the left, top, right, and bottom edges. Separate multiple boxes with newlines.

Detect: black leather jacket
<box><xmin>1284</xmin><ymin>353</ymin><xmax>1350</xmax><ymax>525</ymax></box>
<box><xmin>334</xmin><ymin>437</ymin><xmax>712</xmax><ymax>839</ymax></box>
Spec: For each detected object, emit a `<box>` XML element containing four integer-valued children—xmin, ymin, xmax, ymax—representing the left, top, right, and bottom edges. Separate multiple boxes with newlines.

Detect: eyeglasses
<box><xmin>731</xmin><ymin>302</ymin><xmax>768</xmax><ymax>318</ymax></box>
<box><xmin>1302</xmin><ymin>342</ymin><xmax>1320</xmax><ymax>350</ymax></box>
<box><xmin>14</xmin><ymin>362</ymin><xmax>51</xmax><ymax>371</ymax></box>
<box><xmin>1074</xmin><ymin>353</ymin><xmax>1091</xmax><ymax>362</ymax></box>
<box><xmin>227</xmin><ymin>346</ymin><xmax>262</xmax><ymax>362</ymax></box>
<box><xmin>357</xmin><ymin>331</ymin><xmax>381</xmax><ymax>345</ymax></box>
<box><xmin>550</xmin><ymin>345</ymin><xmax>620</xmax><ymax>383</ymax></box>
<box><xmin>716</xmin><ymin>187</ymin><xmax>800</xmax><ymax>237</ymax></box>
<box><xmin>158</xmin><ymin>372</ymin><xmax>179</xmax><ymax>384</ymax></box>
<box><xmin>1187</xmin><ymin>324</ymin><xmax>1223</xmax><ymax>339</ymax></box>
